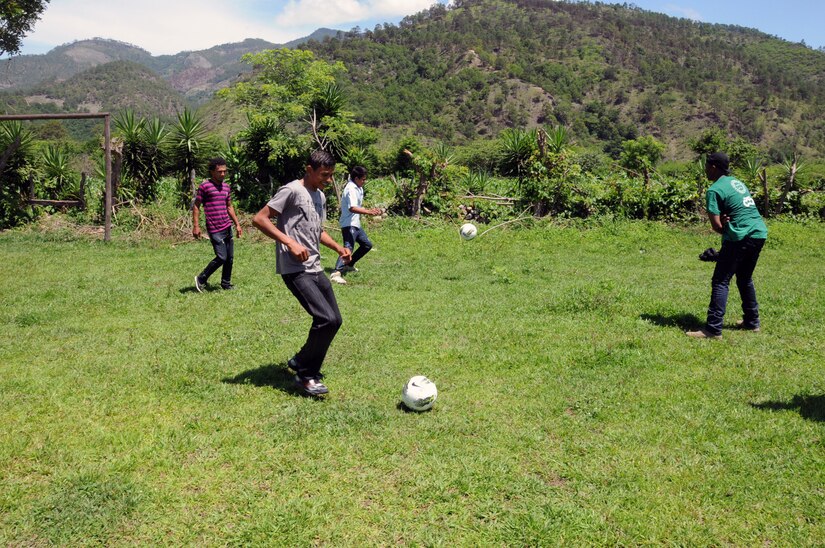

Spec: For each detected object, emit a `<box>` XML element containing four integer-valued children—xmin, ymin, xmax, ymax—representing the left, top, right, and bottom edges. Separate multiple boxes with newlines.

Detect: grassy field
<box><xmin>1</xmin><ymin>217</ymin><xmax>823</xmax><ymax>545</ymax></box>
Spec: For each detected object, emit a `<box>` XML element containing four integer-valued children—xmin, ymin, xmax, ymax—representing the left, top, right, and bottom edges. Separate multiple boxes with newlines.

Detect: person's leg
<box><xmin>349</xmin><ymin>227</ymin><xmax>373</xmax><ymax>267</ymax></box>
<box><xmin>334</xmin><ymin>227</ymin><xmax>356</xmax><ymax>272</ymax></box>
<box><xmin>706</xmin><ymin>240</ymin><xmax>741</xmax><ymax>336</ymax></box>
<box><xmin>735</xmin><ymin>238</ymin><xmax>765</xmax><ymax>329</ymax></box>
<box><xmin>220</xmin><ymin>229</ymin><xmax>234</xmax><ymax>288</ymax></box>
<box><xmin>282</xmin><ymin>271</ymin><xmax>343</xmax><ymax>378</ymax></box>
<box><xmin>198</xmin><ymin>228</ymin><xmax>229</xmax><ymax>283</ymax></box>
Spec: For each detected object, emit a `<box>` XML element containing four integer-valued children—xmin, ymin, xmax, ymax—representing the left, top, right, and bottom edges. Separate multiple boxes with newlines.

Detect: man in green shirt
<box><xmin>687</xmin><ymin>152</ymin><xmax>768</xmax><ymax>339</ymax></box>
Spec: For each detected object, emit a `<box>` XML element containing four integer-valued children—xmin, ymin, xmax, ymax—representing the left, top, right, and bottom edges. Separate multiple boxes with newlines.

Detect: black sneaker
<box><xmin>221</xmin><ymin>283</ymin><xmax>235</xmax><ymax>290</ymax></box>
<box><xmin>294</xmin><ymin>375</ymin><xmax>328</xmax><ymax>396</ymax></box>
<box><xmin>195</xmin><ymin>276</ymin><xmax>206</xmax><ymax>293</ymax></box>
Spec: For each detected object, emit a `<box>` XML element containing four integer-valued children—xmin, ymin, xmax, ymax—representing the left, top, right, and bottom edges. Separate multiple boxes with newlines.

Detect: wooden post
<box><xmin>104</xmin><ymin>114</ymin><xmax>112</xmax><ymax>242</ymax></box>
<box><xmin>760</xmin><ymin>167</ymin><xmax>769</xmax><ymax>216</ymax></box>
<box><xmin>79</xmin><ymin>172</ymin><xmax>87</xmax><ymax>210</ymax></box>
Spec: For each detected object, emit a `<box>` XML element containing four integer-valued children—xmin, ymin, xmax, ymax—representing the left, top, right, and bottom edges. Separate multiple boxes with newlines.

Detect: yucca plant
<box><xmin>0</xmin><ymin>121</ymin><xmax>37</xmax><ymax>228</ymax></box>
<box><xmin>171</xmin><ymin>108</ymin><xmax>208</xmax><ymax>203</ymax></box>
<box><xmin>544</xmin><ymin>125</ymin><xmax>570</xmax><ymax>155</ymax></box>
<box><xmin>114</xmin><ymin>110</ymin><xmax>150</xmax><ymax>201</ymax></box>
<box><xmin>499</xmin><ymin>128</ymin><xmax>537</xmax><ymax>183</ymax></box>
<box><xmin>41</xmin><ymin>144</ymin><xmax>74</xmax><ymax>198</ymax></box>
<box><xmin>139</xmin><ymin>118</ymin><xmax>169</xmax><ymax>201</ymax></box>
<box><xmin>1</xmin><ymin>121</ymin><xmax>35</xmax><ymax>172</ymax></box>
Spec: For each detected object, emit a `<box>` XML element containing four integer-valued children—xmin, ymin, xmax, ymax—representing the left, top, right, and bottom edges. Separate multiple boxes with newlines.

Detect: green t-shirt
<box><xmin>706</xmin><ymin>175</ymin><xmax>768</xmax><ymax>242</ymax></box>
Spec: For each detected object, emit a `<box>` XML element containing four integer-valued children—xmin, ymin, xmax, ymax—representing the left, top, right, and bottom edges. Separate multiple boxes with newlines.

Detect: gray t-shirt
<box><xmin>267</xmin><ymin>180</ymin><xmax>326</xmax><ymax>274</ymax></box>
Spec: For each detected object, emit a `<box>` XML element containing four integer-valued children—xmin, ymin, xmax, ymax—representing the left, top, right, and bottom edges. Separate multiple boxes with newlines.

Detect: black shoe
<box><xmin>221</xmin><ymin>283</ymin><xmax>235</xmax><ymax>290</ymax></box>
<box><xmin>287</xmin><ymin>357</ymin><xmax>300</xmax><ymax>372</ymax></box>
<box><xmin>294</xmin><ymin>375</ymin><xmax>328</xmax><ymax>396</ymax></box>
<box><xmin>195</xmin><ymin>276</ymin><xmax>206</xmax><ymax>293</ymax></box>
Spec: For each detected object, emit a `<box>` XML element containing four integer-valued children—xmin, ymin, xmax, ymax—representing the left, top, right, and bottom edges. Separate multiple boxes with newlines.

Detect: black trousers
<box><xmin>706</xmin><ymin>237</ymin><xmax>765</xmax><ymax>335</ymax></box>
<box><xmin>282</xmin><ymin>271</ymin><xmax>343</xmax><ymax>378</ymax></box>
<box><xmin>200</xmin><ymin>227</ymin><xmax>234</xmax><ymax>286</ymax></box>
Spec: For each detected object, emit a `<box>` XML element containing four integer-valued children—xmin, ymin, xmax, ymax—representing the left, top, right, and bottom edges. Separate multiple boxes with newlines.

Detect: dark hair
<box><xmin>706</xmin><ymin>152</ymin><xmax>730</xmax><ymax>175</ymax></box>
<box><xmin>308</xmin><ymin>150</ymin><xmax>336</xmax><ymax>169</ymax></box>
<box><xmin>207</xmin><ymin>157</ymin><xmax>227</xmax><ymax>172</ymax></box>
<box><xmin>350</xmin><ymin>166</ymin><xmax>367</xmax><ymax>180</ymax></box>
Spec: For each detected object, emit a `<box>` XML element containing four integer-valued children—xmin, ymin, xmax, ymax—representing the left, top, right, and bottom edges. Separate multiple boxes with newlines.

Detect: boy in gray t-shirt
<box><xmin>252</xmin><ymin>150</ymin><xmax>352</xmax><ymax>396</ymax></box>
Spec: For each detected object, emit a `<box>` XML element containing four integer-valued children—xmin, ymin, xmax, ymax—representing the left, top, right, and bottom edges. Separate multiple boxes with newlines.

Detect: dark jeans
<box><xmin>282</xmin><ymin>271</ymin><xmax>343</xmax><ymax>379</ymax></box>
<box><xmin>706</xmin><ymin>237</ymin><xmax>765</xmax><ymax>335</ymax></box>
<box><xmin>334</xmin><ymin>226</ymin><xmax>373</xmax><ymax>271</ymax></box>
<box><xmin>199</xmin><ymin>227</ymin><xmax>234</xmax><ymax>287</ymax></box>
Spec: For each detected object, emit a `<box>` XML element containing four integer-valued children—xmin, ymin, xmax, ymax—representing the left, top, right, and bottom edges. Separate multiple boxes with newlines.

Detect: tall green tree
<box><xmin>620</xmin><ymin>136</ymin><xmax>665</xmax><ymax>219</ymax></box>
<box><xmin>0</xmin><ymin>0</ymin><xmax>50</xmax><ymax>56</ymax></box>
<box><xmin>221</xmin><ymin>48</ymin><xmax>374</xmax><ymax>190</ymax></box>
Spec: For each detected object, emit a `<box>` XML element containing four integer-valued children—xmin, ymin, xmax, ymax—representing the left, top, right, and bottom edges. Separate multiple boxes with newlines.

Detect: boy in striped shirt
<box><xmin>193</xmin><ymin>158</ymin><xmax>243</xmax><ymax>291</ymax></box>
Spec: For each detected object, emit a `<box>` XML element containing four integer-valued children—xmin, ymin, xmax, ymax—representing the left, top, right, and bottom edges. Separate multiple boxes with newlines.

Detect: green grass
<box><xmin>1</xmin><ymin>218</ymin><xmax>824</xmax><ymax>545</ymax></box>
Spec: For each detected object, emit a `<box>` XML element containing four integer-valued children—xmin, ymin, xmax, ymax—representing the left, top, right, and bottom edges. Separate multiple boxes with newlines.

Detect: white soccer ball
<box><xmin>402</xmin><ymin>375</ymin><xmax>438</xmax><ymax>411</ymax></box>
<box><xmin>459</xmin><ymin>223</ymin><xmax>477</xmax><ymax>240</ymax></box>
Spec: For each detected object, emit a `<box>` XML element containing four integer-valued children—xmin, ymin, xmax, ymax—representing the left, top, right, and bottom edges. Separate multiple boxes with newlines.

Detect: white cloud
<box><xmin>24</xmin><ymin>0</ymin><xmax>301</xmax><ymax>55</ymax></box>
<box><xmin>274</xmin><ymin>0</ymin><xmax>437</xmax><ymax>28</ymax></box>
<box><xmin>18</xmin><ymin>0</ymin><xmax>446</xmax><ymax>56</ymax></box>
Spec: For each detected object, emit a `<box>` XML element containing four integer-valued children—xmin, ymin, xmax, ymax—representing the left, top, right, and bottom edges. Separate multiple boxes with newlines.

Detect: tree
<box><xmin>1</xmin><ymin>0</ymin><xmax>50</xmax><ymax>57</ymax></box>
<box><xmin>220</xmin><ymin>49</ymin><xmax>374</xmax><ymax>189</ymax></box>
<box><xmin>619</xmin><ymin>136</ymin><xmax>665</xmax><ymax>219</ymax></box>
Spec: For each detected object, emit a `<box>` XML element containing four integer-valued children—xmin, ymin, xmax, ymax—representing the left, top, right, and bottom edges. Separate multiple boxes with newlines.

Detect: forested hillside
<box><xmin>0</xmin><ymin>39</ymin><xmax>155</xmax><ymax>90</ymax></box>
<box><xmin>6</xmin><ymin>60</ymin><xmax>187</xmax><ymax>118</ymax></box>
<box><xmin>0</xmin><ymin>29</ymin><xmax>341</xmax><ymax>100</ymax></box>
<box><xmin>307</xmin><ymin>0</ymin><xmax>825</xmax><ymax>160</ymax></box>
<box><xmin>2</xmin><ymin>0</ymin><xmax>824</xmax><ymax>162</ymax></box>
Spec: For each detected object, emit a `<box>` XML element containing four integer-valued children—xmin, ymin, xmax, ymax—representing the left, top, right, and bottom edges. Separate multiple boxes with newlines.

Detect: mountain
<box><xmin>2</xmin><ymin>2</ymin><xmax>825</xmax><ymax>161</ymax></box>
<box><xmin>0</xmin><ymin>39</ymin><xmax>154</xmax><ymax>91</ymax></box>
<box><xmin>0</xmin><ymin>28</ymin><xmax>342</xmax><ymax>101</ymax></box>
<box><xmin>0</xmin><ymin>59</ymin><xmax>188</xmax><ymax>142</ymax></box>
<box><xmin>306</xmin><ymin>0</ymin><xmax>825</xmax><ymax>159</ymax></box>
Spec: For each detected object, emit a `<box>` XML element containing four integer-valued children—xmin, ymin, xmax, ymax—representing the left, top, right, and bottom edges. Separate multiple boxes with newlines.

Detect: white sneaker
<box><xmin>330</xmin><ymin>271</ymin><xmax>347</xmax><ymax>285</ymax></box>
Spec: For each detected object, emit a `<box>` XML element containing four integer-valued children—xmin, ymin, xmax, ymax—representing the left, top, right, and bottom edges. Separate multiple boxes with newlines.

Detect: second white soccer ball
<box><xmin>402</xmin><ymin>375</ymin><xmax>438</xmax><ymax>411</ymax></box>
<box><xmin>459</xmin><ymin>223</ymin><xmax>477</xmax><ymax>240</ymax></box>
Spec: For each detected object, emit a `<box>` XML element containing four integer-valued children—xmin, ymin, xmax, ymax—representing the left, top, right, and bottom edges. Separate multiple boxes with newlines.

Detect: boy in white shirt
<box><xmin>330</xmin><ymin>166</ymin><xmax>382</xmax><ymax>285</ymax></box>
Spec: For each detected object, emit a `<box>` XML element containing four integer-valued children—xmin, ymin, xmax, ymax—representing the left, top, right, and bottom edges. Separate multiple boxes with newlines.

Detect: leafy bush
<box><xmin>0</xmin><ymin>122</ymin><xmax>36</xmax><ymax>229</ymax></box>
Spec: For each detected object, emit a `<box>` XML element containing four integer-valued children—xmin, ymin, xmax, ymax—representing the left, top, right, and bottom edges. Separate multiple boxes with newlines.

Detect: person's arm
<box><xmin>708</xmin><ymin>212</ymin><xmax>725</xmax><ymax>234</ymax></box>
<box><xmin>707</xmin><ymin>200</ymin><xmax>731</xmax><ymax>234</ymax></box>
<box><xmin>252</xmin><ymin>205</ymin><xmax>309</xmax><ymax>261</ymax></box>
<box><xmin>349</xmin><ymin>205</ymin><xmax>382</xmax><ymax>216</ymax></box>
<box><xmin>320</xmin><ymin>230</ymin><xmax>351</xmax><ymax>264</ymax></box>
<box><xmin>192</xmin><ymin>198</ymin><xmax>202</xmax><ymax>239</ymax></box>
<box><xmin>227</xmin><ymin>201</ymin><xmax>243</xmax><ymax>238</ymax></box>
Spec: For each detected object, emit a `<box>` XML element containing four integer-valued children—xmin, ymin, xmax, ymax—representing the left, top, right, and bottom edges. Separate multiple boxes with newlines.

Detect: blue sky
<box><xmin>629</xmin><ymin>0</ymin><xmax>824</xmax><ymax>49</ymax></box>
<box><xmin>11</xmin><ymin>0</ymin><xmax>825</xmax><ymax>58</ymax></box>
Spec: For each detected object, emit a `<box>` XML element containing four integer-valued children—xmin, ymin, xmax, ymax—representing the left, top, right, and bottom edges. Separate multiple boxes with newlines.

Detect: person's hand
<box><xmin>236</xmin><ymin>225</ymin><xmax>243</xmax><ymax>238</ymax></box>
<box><xmin>721</xmin><ymin>214</ymin><xmax>731</xmax><ymax>225</ymax></box>
<box><xmin>368</xmin><ymin>207</ymin><xmax>382</xmax><ymax>216</ymax></box>
<box><xmin>193</xmin><ymin>227</ymin><xmax>202</xmax><ymax>239</ymax></box>
<box><xmin>287</xmin><ymin>240</ymin><xmax>309</xmax><ymax>262</ymax></box>
<box><xmin>339</xmin><ymin>247</ymin><xmax>352</xmax><ymax>264</ymax></box>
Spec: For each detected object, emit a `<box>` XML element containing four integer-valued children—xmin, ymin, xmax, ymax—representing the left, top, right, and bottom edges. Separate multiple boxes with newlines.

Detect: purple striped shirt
<box><xmin>196</xmin><ymin>180</ymin><xmax>232</xmax><ymax>234</ymax></box>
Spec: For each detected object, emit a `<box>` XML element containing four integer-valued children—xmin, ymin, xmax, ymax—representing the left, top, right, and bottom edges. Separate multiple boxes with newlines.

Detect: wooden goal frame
<box><xmin>0</xmin><ymin>112</ymin><xmax>113</xmax><ymax>241</ymax></box>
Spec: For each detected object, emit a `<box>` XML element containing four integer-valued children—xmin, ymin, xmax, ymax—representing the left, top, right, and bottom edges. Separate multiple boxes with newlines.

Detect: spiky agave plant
<box><xmin>41</xmin><ymin>144</ymin><xmax>74</xmax><ymax>198</ymax></box>
<box><xmin>171</xmin><ymin>108</ymin><xmax>207</xmax><ymax>203</ymax></box>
